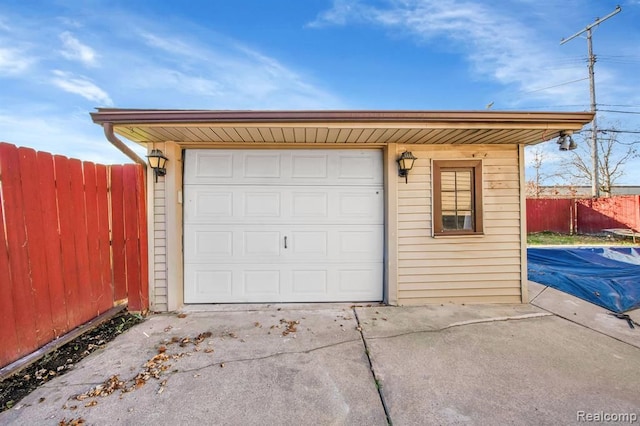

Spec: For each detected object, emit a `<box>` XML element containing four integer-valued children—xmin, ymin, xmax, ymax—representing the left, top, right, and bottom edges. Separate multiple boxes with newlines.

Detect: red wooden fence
<box><xmin>526</xmin><ymin>198</ymin><xmax>574</xmax><ymax>233</ymax></box>
<box><xmin>576</xmin><ymin>196</ymin><xmax>640</xmax><ymax>234</ymax></box>
<box><xmin>527</xmin><ymin>196</ymin><xmax>640</xmax><ymax>234</ymax></box>
<box><xmin>0</xmin><ymin>142</ymin><xmax>148</xmax><ymax>368</ymax></box>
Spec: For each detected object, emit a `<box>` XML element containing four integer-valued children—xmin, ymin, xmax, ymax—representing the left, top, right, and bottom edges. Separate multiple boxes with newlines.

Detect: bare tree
<box><xmin>526</xmin><ymin>147</ymin><xmax>546</xmax><ymax>198</ymax></box>
<box><xmin>525</xmin><ymin>146</ymin><xmax>563</xmax><ymax>198</ymax></box>
<box><xmin>561</xmin><ymin>126</ymin><xmax>638</xmax><ymax>196</ymax></box>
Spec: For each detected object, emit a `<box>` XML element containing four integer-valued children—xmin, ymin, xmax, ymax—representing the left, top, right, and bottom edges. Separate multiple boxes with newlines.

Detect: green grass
<box><xmin>527</xmin><ymin>231</ymin><xmax>637</xmax><ymax>246</ymax></box>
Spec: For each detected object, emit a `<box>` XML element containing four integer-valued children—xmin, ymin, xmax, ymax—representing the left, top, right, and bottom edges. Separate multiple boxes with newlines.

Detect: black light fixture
<box><xmin>557</xmin><ymin>131</ymin><xmax>577</xmax><ymax>151</ymax></box>
<box><xmin>397</xmin><ymin>151</ymin><xmax>417</xmax><ymax>183</ymax></box>
<box><xmin>147</xmin><ymin>148</ymin><xmax>168</xmax><ymax>182</ymax></box>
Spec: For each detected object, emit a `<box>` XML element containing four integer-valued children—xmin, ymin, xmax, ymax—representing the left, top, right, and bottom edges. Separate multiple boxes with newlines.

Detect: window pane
<box><xmin>441</xmin><ymin>171</ymin><xmax>456</xmax><ymax>191</ymax></box>
<box><xmin>457</xmin><ymin>191</ymin><xmax>472</xmax><ymax>210</ymax></box>
<box><xmin>441</xmin><ymin>192</ymin><xmax>456</xmax><ymax>210</ymax></box>
<box><xmin>442</xmin><ymin>212</ymin><xmax>457</xmax><ymax>230</ymax></box>
<box><xmin>456</xmin><ymin>172</ymin><xmax>472</xmax><ymax>190</ymax></box>
<box><xmin>458</xmin><ymin>211</ymin><xmax>472</xmax><ymax>230</ymax></box>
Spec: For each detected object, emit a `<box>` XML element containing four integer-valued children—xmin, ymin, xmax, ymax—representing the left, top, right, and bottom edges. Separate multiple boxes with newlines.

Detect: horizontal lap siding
<box><xmin>397</xmin><ymin>145</ymin><xmax>522</xmax><ymax>304</ymax></box>
<box><xmin>153</xmin><ymin>180</ymin><xmax>168</xmax><ymax>312</ymax></box>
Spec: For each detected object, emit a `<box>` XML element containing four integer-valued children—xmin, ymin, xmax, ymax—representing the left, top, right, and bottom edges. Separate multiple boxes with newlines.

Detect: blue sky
<box><xmin>1</xmin><ymin>0</ymin><xmax>639</xmax><ymax>184</ymax></box>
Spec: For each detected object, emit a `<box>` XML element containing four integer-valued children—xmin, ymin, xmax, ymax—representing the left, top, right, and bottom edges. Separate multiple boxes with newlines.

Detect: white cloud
<box><xmin>310</xmin><ymin>0</ymin><xmax>590</xmax><ymax>106</ymax></box>
<box><xmin>0</xmin><ymin>46</ymin><xmax>34</xmax><ymax>75</ymax></box>
<box><xmin>59</xmin><ymin>31</ymin><xmax>98</xmax><ymax>66</ymax></box>
<box><xmin>307</xmin><ymin>0</ymin><xmax>364</xmax><ymax>27</ymax></box>
<box><xmin>0</xmin><ymin>111</ymin><xmax>135</xmax><ymax>164</ymax></box>
<box><xmin>51</xmin><ymin>70</ymin><xmax>112</xmax><ymax>105</ymax></box>
<box><xmin>128</xmin><ymin>30</ymin><xmax>344</xmax><ymax>109</ymax></box>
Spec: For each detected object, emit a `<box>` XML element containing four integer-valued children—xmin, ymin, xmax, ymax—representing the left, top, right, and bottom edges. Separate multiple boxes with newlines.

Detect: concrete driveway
<box><xmin>2</xmin><ymin>285</ymin><xmax>639</xmax><ymax>425</ymax></box>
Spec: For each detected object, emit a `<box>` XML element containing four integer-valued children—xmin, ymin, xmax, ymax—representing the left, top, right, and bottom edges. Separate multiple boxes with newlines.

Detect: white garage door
<box><xmin>183</xmin><ymin>149</ymin><xmax>384</xmax><ymax>303</ymax></box>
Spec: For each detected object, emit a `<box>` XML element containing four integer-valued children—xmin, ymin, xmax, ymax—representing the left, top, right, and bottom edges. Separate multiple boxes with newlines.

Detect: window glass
<box><xmin>433</xmin><ymin>161</ymin><xmax>483</xmax><ymax>235</ymax></box>
<box><xmin>440</xmin><ymin>170</ymin><xmax>473</xmax><ymax>231</ymax></box>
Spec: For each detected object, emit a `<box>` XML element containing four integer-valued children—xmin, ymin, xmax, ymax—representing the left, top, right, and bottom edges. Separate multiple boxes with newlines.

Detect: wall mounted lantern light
<box><xmin>147</xmin><ymin>148</ymin><xmax>168</xmax><ymax>182</ymax></box>
<box><xmin>397</xmin><ymin>151</ymin><xmax>417</xmax><ymax>183</ymax></box>
<box><xmin>557</xmin><ymin>131</ymin><xmax>577</xmax><ymax>151</ymax></box>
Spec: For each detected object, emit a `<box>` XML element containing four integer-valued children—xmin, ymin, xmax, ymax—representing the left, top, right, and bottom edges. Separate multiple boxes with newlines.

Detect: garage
<box><xmin>90</xmin><ymin>108</ymin><xmax>595</xmax><ymax>311</ymax></box>
<box><xmin>183</xmin><ymin>149</ymin><xmax>384</xmax><ymax>303</ymax></box>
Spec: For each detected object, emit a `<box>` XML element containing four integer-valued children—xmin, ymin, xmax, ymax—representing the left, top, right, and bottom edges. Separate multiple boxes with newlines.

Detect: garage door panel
<box><xmin>290</xmin><ymin>231</ymin><xmax>328</xmax><ymax>256</ymax></box>
<box><xmin>338</xmin><ymin>230</ymin><xmax>383</xmax><ymax>256</ymax></box>
<box><xmin>244</xmin><ymin>192</ymin><xmax>281</xmax><ymax>217</ymax></box>
<box><xmin>291</xmin><ymin>153</ymin><xmax>328</xmax><ymax>178</ymax></box>
<box><xmin>244</xmin><ymin>270</ymin><xmax>281</xmax><ymax>295</ymax></box>
<box><xmin>184</xmin><ymin>149</ymin><xmax>383</xmax><ymax>303</ymax></box>
<box><xmin>185</xmin><ymin>225</ymin><xmax>381</xmax><ymax>262</ymax></box>
<box><xmin>338</xmin><ymin>191</ymin><xmax>382</xmax><ymax>218</ymax></box>
<box><xmin>186</xmin><ymin>191</ymin><xmax>233</xmax><ymax>221</ymax></box>
<box><xmin>337</xmin><ymin>153</ymin><xmax>378</xmax><ymax>180</ymax></box>
<box><xmin>244</xmin><ymin>153</ymin><xmax>281</xmax><ymax>179</ymax></box>
<box><xmin>292</xmin><ymin>270</ymin><xmax>328</xmax><ymax>294</ymax></box>
<box><xmin>193</xmin><ymin>230</ymin><xmax>233</xmax><ymax>257</ymax></box>
<box><xmin>185</xmin><ymin>149</ymin><xmax>382</xmax><ymax>186</ymax></box>
<box><xmin>184</xmin><ymin>263</ymin><xmax>382</xmax><ymax>303</ymax></box>
<box><xmin>338</xmin><ymin>268</ymin><xmax>380</xmax><ymax>294</ymax></box>
<box><xmin>291</xmin><ymin>192</ymin><xmax>328</xmax><ymax>218</ymax></box>
<box><xmin>189</xmin><ymin>152</ymin><xmax>234</xmax><ymax>179</ymax></box>
<box><xmin>185</xmin><ymin>186</ymin><xmax>383</xmax><ymax>224</ymax></box>
<box><xmin>184</xmin><ymin>270</ymin><xmax>233</xmax><ymax>301</ymax></box>
<box><xmin>244</xmin><ymin>231</ymin><xmax>282</xmax><ymax>256</ymax></box>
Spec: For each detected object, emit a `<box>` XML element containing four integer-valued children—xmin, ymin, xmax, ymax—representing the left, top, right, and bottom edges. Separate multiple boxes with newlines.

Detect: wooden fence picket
<box><xmin>0</xmin><ymin>143</ymin><xmax>148</xmax><ymax>369</ymax></box>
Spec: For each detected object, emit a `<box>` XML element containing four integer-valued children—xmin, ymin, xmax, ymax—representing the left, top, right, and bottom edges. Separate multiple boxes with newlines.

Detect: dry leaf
<box><xmin>177</xmin><ymin>313</ymin><xmax>187</xmax><ymax>318</ymax></box>
<box><xmin>84</xmin><ymin>400</ymin><xmax>98</xmax><ymax>408</ymax></box>
<box><xmin>58</xmin><ymin>418</ymin><xmax>85</xmax><ymax>426</ymax></box>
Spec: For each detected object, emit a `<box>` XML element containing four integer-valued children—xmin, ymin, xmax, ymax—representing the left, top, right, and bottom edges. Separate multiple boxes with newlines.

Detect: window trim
<box><xmin>432</xmin><ymin>159</ymin><xmax>484</xmax><ymax>236</ymax></box>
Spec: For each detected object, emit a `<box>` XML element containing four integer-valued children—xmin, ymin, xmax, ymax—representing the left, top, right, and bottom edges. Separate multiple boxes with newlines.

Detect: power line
<box><xmin>598</xmin><ymin>109</ymin><xmax>640</xmax><ymax>115</ymax></box>
<box><xmin>523</xmin><ymin>77</ymin><xmax>589</xmax><ymax>94</ymax></box>
<box><xmin>599</xmin><ymin>129</ymin><xmax>640</xmax><ymax>134</ymax></box>
<box><xmin>599</xmin><ymin>104</ymin><xmax>640</xmax><ymax>108</ymax></box>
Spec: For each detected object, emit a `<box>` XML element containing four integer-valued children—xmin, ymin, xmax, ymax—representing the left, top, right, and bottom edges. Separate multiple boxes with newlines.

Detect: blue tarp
<box><xmin>527</xmin><ymin>247</ymin><xmax>640</xmax><ymax>313</ymax></box>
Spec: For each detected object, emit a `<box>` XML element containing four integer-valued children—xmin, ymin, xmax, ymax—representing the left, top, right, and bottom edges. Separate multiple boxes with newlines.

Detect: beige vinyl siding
<box><xmin>152</xmin><ymin>179</ymin><xmax>168</xmax><ymax>312</ymax></box>
<box><xmin>397</xmin><ymin>144</ymin><xmax>522</xmax><ymax>305</ymax></box>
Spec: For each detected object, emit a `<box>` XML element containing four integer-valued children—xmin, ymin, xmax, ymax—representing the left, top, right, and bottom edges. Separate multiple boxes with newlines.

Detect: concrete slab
<box><xmin>530</xmin><ymin>283</ymin><xmax>640</xmax><ymax>349</ymax></box>
<box><xmin>0</xmin><ymin>307</ymin><xmax>387</xmax><ymax>426</ymax></box>
<box><xmin>527</xmin><ymin>280</ymin><xmax>547</xmax><ymax>302</ymax></box>
<box><xmin>355</xmin><ymin>303</ymin><xmax>551</xmax><ymax>339</ymax></box>
<box><xmin>357</xmin><ymin>306</ymin><xmax>640</xmax><ymax>425</ymax></box>
<box><xmin>3</xmin><ymin>299</ymin><xmax>639</xmax><ymax>425</ymax></box>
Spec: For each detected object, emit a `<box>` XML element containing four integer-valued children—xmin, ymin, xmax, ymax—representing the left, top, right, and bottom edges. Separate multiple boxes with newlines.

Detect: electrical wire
<box><xmin>599</xmin><ymin>104</ymin><xmax>640</xmax><ymax>108</ymax></box>
<box><xmin>523</xmin><ymin>77</ymin><xmax>589</xmax><ymax>94</ymax></box>
<box><xmin>597</xmin><ymin>109</ymin><xmax>640</xmax><ymax>115</ymax></box>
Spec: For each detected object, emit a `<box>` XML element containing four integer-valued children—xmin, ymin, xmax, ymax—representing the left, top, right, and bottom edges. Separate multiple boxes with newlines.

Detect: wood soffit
<box><xmin>90</xmin><ymin>109</ymin><xmax>595</xmax><ymax>146</ymax></box>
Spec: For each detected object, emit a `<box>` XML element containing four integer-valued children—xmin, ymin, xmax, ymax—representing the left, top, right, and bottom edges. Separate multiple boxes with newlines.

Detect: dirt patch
<box><xmin>0</xmin><ymin>312</ymin><xmax>143</xmax><ymax>413</ymax></box>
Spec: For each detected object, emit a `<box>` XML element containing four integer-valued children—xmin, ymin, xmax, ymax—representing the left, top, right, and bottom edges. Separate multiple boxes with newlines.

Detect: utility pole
<box><xmin>561</xmin><ymin>5</ymin><xmax>621</xmax><ymax>198</ymax></box>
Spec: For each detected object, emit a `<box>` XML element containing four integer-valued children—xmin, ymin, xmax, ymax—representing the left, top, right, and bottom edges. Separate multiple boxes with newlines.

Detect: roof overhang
<box><xmin>90</xmin><ymin>109</ymin><xmax>594</xmax><ymax>147</ymax></box>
